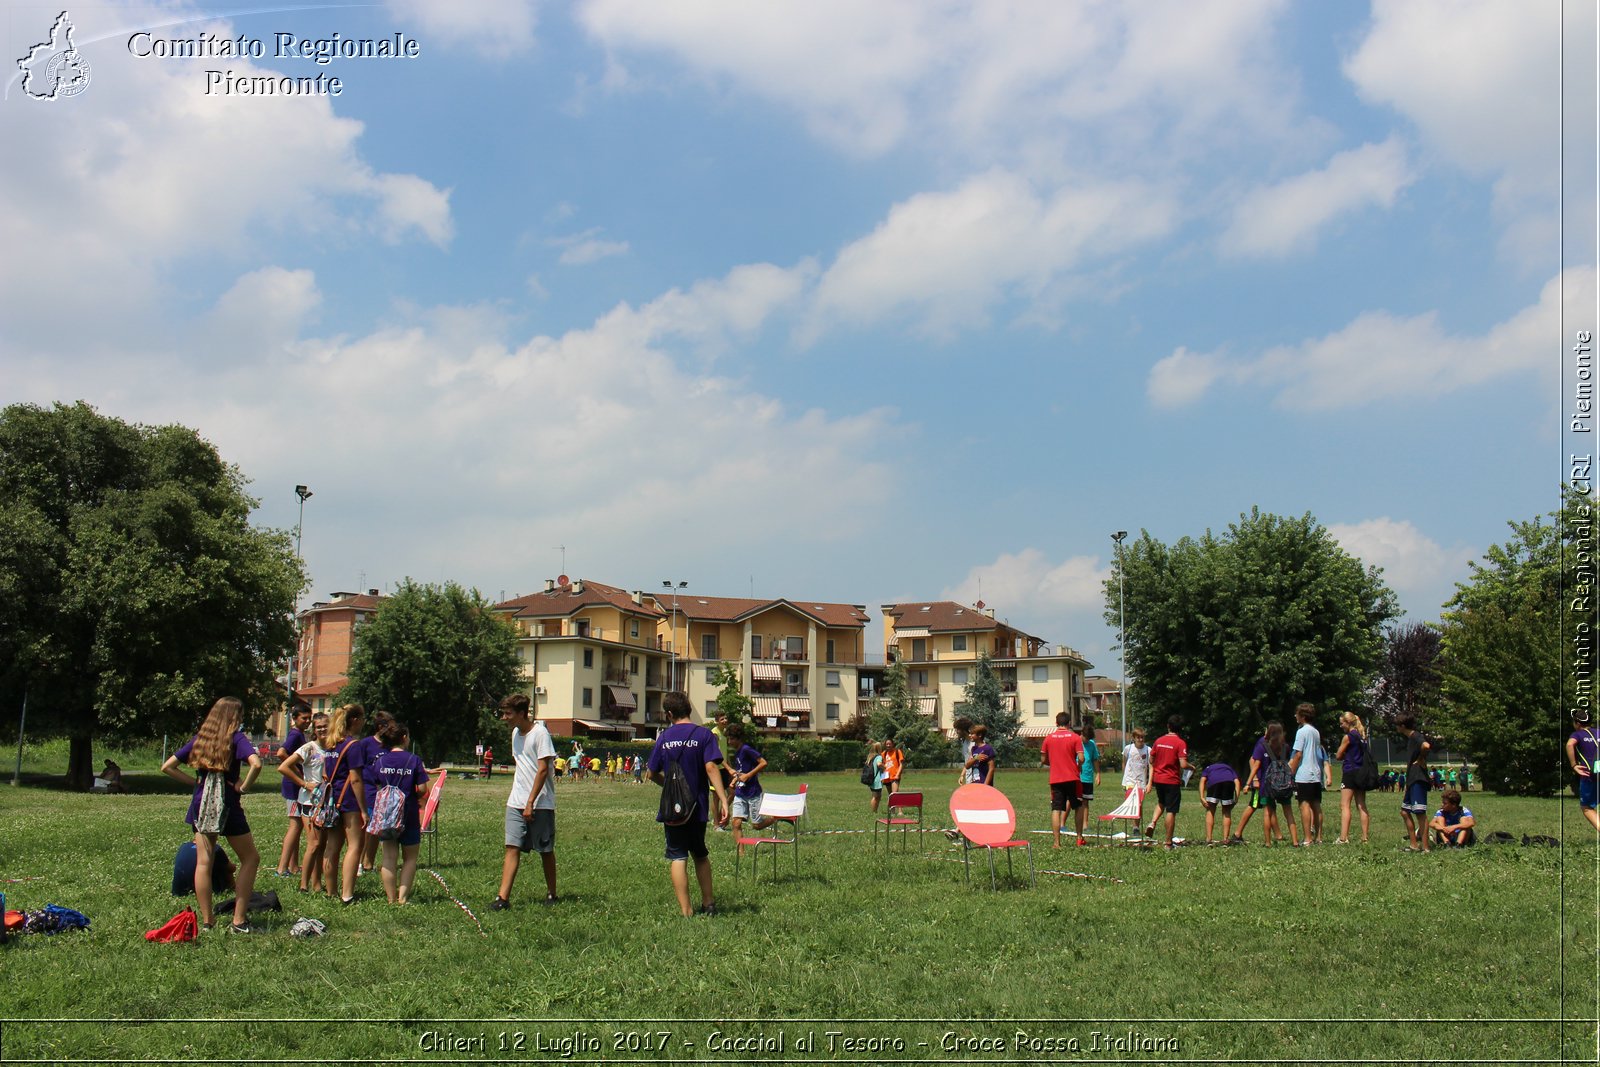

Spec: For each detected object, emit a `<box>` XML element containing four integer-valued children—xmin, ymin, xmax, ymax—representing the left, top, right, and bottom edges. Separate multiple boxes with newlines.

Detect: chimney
<box><xmin>631</xmin><ymin>590</ymin><xmax>642</xmax><ymax>605</ymax></box>
<box><xmin>368</xmin><ymin>588</ymin><xmax>379</xmax><ymax>596</ymax></box>
<box><xmin>983</xmin><ymin>607</ymin><xmax>995</xmax><ymax>619</ymax></box>
<box><xmin>572</xmin><ymin>580</ymin><xmax>584</xmax><ymax>594</ymax></box>
<box><xmin>545</xmin><ymin>579</ymin><xmax>555</xmax><ymax>593</ymax></box>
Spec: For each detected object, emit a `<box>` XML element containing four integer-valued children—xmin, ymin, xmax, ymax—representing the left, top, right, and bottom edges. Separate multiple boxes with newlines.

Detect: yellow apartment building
<box><xmin>881</xmin><ymin>601</ymin><xmax>1093</xmax><ymax>735</ymax></box>
<box><xmin>493</xmin><ymin>578</ymin><xmax>672</xmax><ymax>740</ymax></box>
<box><xmin>657</xmin><ymin>594</ymin><xmax>872</xmax><ymax>736</ymax></box>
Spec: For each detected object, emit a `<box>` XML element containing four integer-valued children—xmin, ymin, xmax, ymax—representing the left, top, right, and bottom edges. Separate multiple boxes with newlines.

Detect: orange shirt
<box><xmin>882</xmin><ymin>747</ymin><xmax>904</xmax><ymax>782</ymax></box>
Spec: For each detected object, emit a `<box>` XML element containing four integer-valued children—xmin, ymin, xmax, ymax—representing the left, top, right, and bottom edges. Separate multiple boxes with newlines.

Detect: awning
<box><xmin>915</xmin><ymin>695</ymin><xmax>938</xmax><ymax>714</ymax></box>
<box><xmin>574</xmin><ymin>719</ymin><xmax>636</xmax><ymax>737</ymax></box>
<box><xmin>754</xmin><ymin>696</ymin><xmax>784</xmax><ymax>716</ymax></box>
<box><xmin>781</xmin><ymin>697</ymin><xmax>810</xmax><ymax>714</ymax></box>
<box><xmin>895</xmin><ymin>627</ymin><xmax>930</xmax><ymax>639</ymax></box>
<box><xmin>751</xmin><ymin>663</ymin><xmax>782</xmax><ymax>681</ymax></box>
<box><xmin>604</xmin><ymin>685</ymin><xmax>637</xmax><ymax>709</ymax></box>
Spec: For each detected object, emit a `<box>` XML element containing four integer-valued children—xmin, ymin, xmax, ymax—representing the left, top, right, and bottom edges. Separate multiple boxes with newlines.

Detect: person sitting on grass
<box><xmin>96</xmin><ymin>758</ymin><xmax>127</xmax><ymax>794</ymax></box>
<box><xmin>171</xmin><ymin>841</ymin><xmax>234</xmax><ymax>897</ymax></box>
<box><xmin>1429</xmin><ymin>789</ymin><xmax>1476</xmax><ymax>847</ymax></box>
<box><xmin>1198</xmin><ymin>761</ymin><xmax>1238</xmax><ymax>844</ymax></box>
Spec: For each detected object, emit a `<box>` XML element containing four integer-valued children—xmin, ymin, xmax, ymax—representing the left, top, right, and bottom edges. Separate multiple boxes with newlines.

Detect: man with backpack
<box><xmin>647</xmin><ymin>692</ymin><xmax>729</xmax><ymax>917</ymax></box>
<box><xmin>491</xmin><ymin>693</ymin><xmax>557</xmax><ymax>910</ymax></box>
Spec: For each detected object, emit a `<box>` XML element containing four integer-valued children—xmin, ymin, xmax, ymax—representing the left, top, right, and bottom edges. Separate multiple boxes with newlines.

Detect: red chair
<box><xmin>949</xmin><ymin>783</ymin><xmax>1034</xmax><ymax>889</ymax></box>
<box><xmin>734</xmin><ymin>788</ymin><xmax>807</xmax><ymax>881</ymax></box>
<box><xmin>874</xmin><ymin>791</ymin><xmax>924</xmax><ymax>852</ymax></box>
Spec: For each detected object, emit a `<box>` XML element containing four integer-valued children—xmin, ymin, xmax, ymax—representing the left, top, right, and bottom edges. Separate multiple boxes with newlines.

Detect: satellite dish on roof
<box><xmin>558</xmin><ymin>575</ymin><xmax>570</xmax><ymax>588</ymax></box>
<box><xmin>975</xmin><ymin>599</ymin><xmax>986</xmax><ymax>610</ymax></box>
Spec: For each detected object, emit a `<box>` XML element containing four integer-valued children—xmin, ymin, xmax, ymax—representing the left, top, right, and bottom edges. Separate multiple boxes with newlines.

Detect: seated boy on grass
<box><xmin>1429</xmin><ymin>789</ymin><xmax>1476</xmax><ymax>848</ymax></box>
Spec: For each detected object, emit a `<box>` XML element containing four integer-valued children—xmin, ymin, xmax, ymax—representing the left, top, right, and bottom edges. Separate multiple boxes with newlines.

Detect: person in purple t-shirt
<box><xmin>647</xmin><ymin>692</ymin><xmax>729</xmax><ymax>917</ymax></box>
<box><xmin>357</xmin><ymin>710</ymin><xmax>396</xmax><ymax>877</ymax></box>
<box><xmin>159</xmin><ymin>697</ymin><xmax>264</xmax><ymax>933</ymax></box>
<box><xmin>373</xmin><ymin>721</ymin><xmax>441</xmax><ymax>904</ymax></box>
<box><xmin>1567</xmin><ymin>709</ymin><xmax>1600</xmax><ymax>832</ymax></box>
<box><xmin>1199</xmin><ymin>762</ymin><xmax>1238</xmax><ymax>843</ymax></box>
<box><xmin>272</xmin><ymin>699</ymin><xmax>312</xmax><ymax>878</ymax></box>
<box><xmin>964</xmin><ymin>724</ymin><xmax>997</xmax><ymax>786</ymax></box>
<box><xmin>319</xmin><ymin>704</ymin><xmax>369</xmax><ymax>904</ymax></box>
<box><xmin>1231</xmin><ymin>731</ymin><xmax>1271</xmax><ymax>844</ymax></box>
<box><xmin>724</xmin><ymin>721</ymin><xmax>777</xmax><ymax>845</ymax></box>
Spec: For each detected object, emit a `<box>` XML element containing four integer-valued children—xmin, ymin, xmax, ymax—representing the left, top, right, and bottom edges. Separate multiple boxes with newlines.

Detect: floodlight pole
<box><xmin>286</xmin><ymin>485</ymin><xmax>312</xmax><ymax>719</ymax></box>
<box><xmin>1112</xmin><ymin>531</ymin><xmax>1128</xmax><ymax>744</ymax></box>
<box><xmin>662</xmin><ymin>580</ymin><xmax>687</xmax><ymax>690</ymax></box>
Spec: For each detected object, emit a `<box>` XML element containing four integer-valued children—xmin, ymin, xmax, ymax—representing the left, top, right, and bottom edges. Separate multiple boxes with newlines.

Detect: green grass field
<box><xmin>2</xmin><ymin>741</ymin><xmax>1598</xmax><ymax>1065</ymax></box>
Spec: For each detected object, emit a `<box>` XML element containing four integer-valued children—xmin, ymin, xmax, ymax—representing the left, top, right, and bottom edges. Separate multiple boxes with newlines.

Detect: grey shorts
<box><xmin>731</xmin><ymin>792</ymin><xmax>763</xmax><ymax>820</ymax></box>
<box><xmin>505</xmin><ymin>807</ymin><xmax>556</xmax><ymax>853</ymax></box>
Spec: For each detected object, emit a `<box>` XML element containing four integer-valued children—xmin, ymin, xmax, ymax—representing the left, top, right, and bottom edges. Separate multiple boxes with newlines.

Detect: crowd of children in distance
<box><xmin>160</xmin><ymin>693</ymin><xmax>1600</xmax><ymax>931</ymax></box>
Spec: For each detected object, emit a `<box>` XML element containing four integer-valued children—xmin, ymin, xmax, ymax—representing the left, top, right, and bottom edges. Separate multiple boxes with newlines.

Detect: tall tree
<box><xmin>867</xmin><ymin>659</ymin><xmax>951</xmax><ymax>768</ymax></box>
<box><xmin>340</xmin><ymin>579</ymin><xmax>520</xmax><ymax>763</ymax></box>
<box><xmin>1368</xmin><ymin>622</ymin><xmax>1442</xmax><ymax>732</ymax></box>
<box><xmin>953</xmin><ymin>652</ymin><xmax>1024</xmax><ymax>764</ymax></box>
<box><xmin>0</xmin><ymin>402</ymin><xmax>304</xmax><ymax>788</ymax></box>
<box><xmin>1105</xmin><ymin>508</ymin><xmax>1397</xmax><ymax>764</ymax></box>
<box><xmin>1433</xmin><ymin>487</ymin><xmax>1593</xmax><ymax>795</ymax></box>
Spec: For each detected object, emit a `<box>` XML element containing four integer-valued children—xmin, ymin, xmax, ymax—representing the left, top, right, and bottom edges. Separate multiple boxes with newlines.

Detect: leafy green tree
<box><xmin>1434</xmin><ymin>487</ymin><xmax>1593</xmax><ymax>795</ymax></box>
<box><xmin>710</xmin><ymin>661</ymin><xmax>756</xmax><ymax>732</ymax></box>
<box><xmin>867</xmin><ymin>659</ymin><xmax>952</xmax><ymax>767</ymax></box>
<box><xmin>1105</xmin><ymin>508</ymin><xmax>1397</xmax><ymax>764</ymax></box>
<box><xmin>341</xmin><ymin>579</ymin><xmax>520</xmax><ymax>763</ymax></box>
<box><xmin>0</xmin><ymin>402</ymin><xmax>304</xmax><ymax>788</ymax></box>
<box><xmin>953</xmin><ymin>652</ymin><xmax>1025</xmax><ymax>764</ymax></box>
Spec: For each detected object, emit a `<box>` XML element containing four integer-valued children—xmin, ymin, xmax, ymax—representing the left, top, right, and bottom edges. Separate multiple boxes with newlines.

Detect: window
<box><xmin>705</xmin><ymin>667</ymin><xmax>718</xmax><ymax>683</ymax></box>
<box><xmin>952</xmin><ymin>668</ymin><xmax>969</xmax><ymax>685</ymax></box>
<box><xmin>751</xmin><ymin>634</ymin><xmax>763</xmax><ymax>659</ymax></box>
<box><xmin>952</xmin><ymin>634</ymin><xmax>967</xmax><ymax>651</ymax></box>
<box><xmin>913</xmin><ymin>669</ymin><xmax>929</xmax><ymax>687</ymax></box>
<box><xmin>629</xmin><ymin>655</ymin><xmax>640</xmax><ymax>674</ymax></box>
<box><xmin>1071</xmin><ymin>672</ymin><xmax>1080</xmax><ymax>691</ymax></box>
<box><xmin>630</xmin><ymin>620</ymin><xmax>639</xmax><ymax>638</ymax></box>
<box><xmin>1033</xmin><ymin>665</ymin><xmax>1049</xmax><ymax>683</ymax></box>
<box><xmin>826</xmin><ymin>670</ymin><xmax>840</xmax><ymax>687</ymax></box>
<box><xmin>787</xmin><ymin>636</ymin><xmax>804</xmax><ymax>659</ymax></box>
<box><xmin>826</xmin><ymin>639</ymin><xmax>835</xmax><ymax>662</ymax></box>
<box><xmin>701</xmin><ymin>634</ymin><xmax>717</xmax><ymax>660</ymax></box>
<box><xmin>911</xmin><ymin>638</ymin><xmax>927</xmax><ymax>661</ymax></box>
<box><xmin>706</xmin><ymin>701</ymin><xmax>718</xmax><ymax>719</ymax></box>
<box><xmin>582</xmin><ymin>688</ymin><xmax>594</xmax><ymax>708</ymax></box>
<box><xmin>826</xmin><ymin>703</ymin><xmax>840</xmax><ymax>720</ymax></box>
<box><xmin>1034</xmin><ymin>699</ymin><xmax>1049</xmax><ymax>717</ymax></box>
<box><xmin>583</xmin><ymin>649</ymin><xmax>594</xmax><ymax>669</ymax></box>
<box><xmin>576</xmin><ymin>619</ymin><xmax>590</xmax><ymax>638</ymax></box>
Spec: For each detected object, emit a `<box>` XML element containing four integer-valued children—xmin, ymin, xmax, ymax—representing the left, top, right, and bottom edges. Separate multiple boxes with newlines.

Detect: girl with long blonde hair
<box><xmin>1333</xmin><ymin>710</ymin><xmax>1373</xmax><ymax>843</ymax></box>
<box><xmin>319</xmin><ymin>704</ymin><xmax>368</xmax><ymax>903</ymax></box>
<box><xmin>160</xmin><ymin>697</ymin><xmax>263</xmax><ymax>932</ymax></box>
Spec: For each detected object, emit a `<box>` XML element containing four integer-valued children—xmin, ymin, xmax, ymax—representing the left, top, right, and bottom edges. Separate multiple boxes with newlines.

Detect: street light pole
<box><xmin>287</xmin><ymin>485</ymin><xmax>312</xmax><ymax>719</ymax></box>
<box><xmin>662</xmin><ymin>580</ymin><xmax>687</xmax><ymax>690</ymax></box>
<box><xmin>1112</xmin><ymin>531</ymin><xmax>1128</xmax><ymax>744</ymax></box>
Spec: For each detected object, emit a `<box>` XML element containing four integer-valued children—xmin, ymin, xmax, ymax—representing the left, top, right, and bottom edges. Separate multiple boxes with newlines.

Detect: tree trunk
<box><xmin>67</xmin><ymin>734</ymin><xmax>94</xmax><ymax>791</ymax></box>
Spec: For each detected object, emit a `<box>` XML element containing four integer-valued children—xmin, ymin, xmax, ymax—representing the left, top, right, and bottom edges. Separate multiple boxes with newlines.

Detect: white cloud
<box><xmin>1220</xmin><ymin>138</ymin><xmax>1414</xmax><ymax>257</ymax></box>
<box><xmin>806</xmin><ymin>169</ymin><xmax>1176</xmax><ymax>339</ymax></box>
<box><xmin>558</xmin><ymin>238</ymin><xmax>630</xmax><ymax>265</ymax></box>
<box><xmin>1147</xmin><ymin>267</ymin><xmax>1593</xmax><ymax>409</ymax></box>
<box><xmin>578</xmin><ymin>0</ymin><xmax>1301</xmax><ymax>162</ymax></box>
<box><xmin>1344</xmin><ymin>0</ymin><xmax>1589</xmax><ymax>266</ymax></box>
<box><xmin>944</xmin><ymin>549</ymin><xmax>1109</xmax><ymax>624</ymax></box>
<box><xmin>384</xmin><ymin>0</ymin><xmax>538</xmax><ymax>58</ymax></box>
<box><xmin>1328</xmin><ymin>518</ymin><xmax>1472</xmax><ymax>599</ymax></box>
<box><xmin>0</xmin><ymin>5</ymin><xmax>453</xmax><ymax>347</ymax></box>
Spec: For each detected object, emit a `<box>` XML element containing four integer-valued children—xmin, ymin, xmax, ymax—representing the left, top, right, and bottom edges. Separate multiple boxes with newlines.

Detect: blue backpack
<box><xmin>368</xmin><ymin>757</ymin><xmax>409</xmax><ymax>841</ymax></box>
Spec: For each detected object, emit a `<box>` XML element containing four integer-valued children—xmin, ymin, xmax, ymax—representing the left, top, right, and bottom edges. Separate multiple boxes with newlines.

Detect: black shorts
<box><xmin>1204</xmin><ymin>781</ymin><xmax>1236</xmax><ymax>806</ymax></box>
<box><xmin>1153</xmin><ymin>782</ymin><xmax>1182</xmax><ymax>814</ymax></box>
<box><xmin>1294</xmin><ymin>782</ymin><xmax>1323</xmax><ymax>802</ymax></box>
<box><xmin>663</xmin><ymin>821</ymin><xmax>709</xmax><ymax>862</ymax></box>
<box><xmin>1050</xmin><ymin>781</ymin><xmax>1084</xmax><ymax>811</ymax></box>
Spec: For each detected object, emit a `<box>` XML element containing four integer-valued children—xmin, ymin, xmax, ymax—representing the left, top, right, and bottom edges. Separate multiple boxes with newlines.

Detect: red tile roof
<box><xmin>300</xmin><ymin>592</ymin><xmax>387</xmax><ymax>616</ymax></box>
<box><xmin>882</xmin><ymin>601</ymin><xmax>1007</xmax><ymax>634</ymax></box>
<box><xmin>494</xmin><ymin>579</ymin><xmax>666</xmax><ymax>620</ymax></box>
<box><xmin>670</xmin><ymin>593</ymin><xmax>868</xmax><ymax>629</ymax></box>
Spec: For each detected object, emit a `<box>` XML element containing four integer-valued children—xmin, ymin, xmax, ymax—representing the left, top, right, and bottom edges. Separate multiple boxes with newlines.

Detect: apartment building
<box><xmin>493</xmin><ymin>579</ymin><xmax>672</xmax><ymax>740</ymax></box>
<box><xmin>881</xmin><ymin>601</ymin><xmax>1093</xmax><ymax>734</ymax></box>
<box><xmin>659</xmin><ymin>594</ymin><xmax>871</xmax><ymax>736</ymax></box>
<box><xmin>294</xmin><ymin>589</ymin><xmax>387</xmax><ymax>714</ymax></box>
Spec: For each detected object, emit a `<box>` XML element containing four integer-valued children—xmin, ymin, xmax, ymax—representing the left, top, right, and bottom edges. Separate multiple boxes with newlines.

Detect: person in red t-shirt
<box><xmin>1038</xmin><ymin>712</ymin><xmax>1086</xmax><ymax>847</ymax></box>
<box><xmin>1143</xmin><ymin>716</ymin><xmax>1192</xmax><ymax>849</ymax></box>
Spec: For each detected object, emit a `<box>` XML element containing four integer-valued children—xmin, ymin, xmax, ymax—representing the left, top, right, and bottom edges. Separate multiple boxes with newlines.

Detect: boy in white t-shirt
<box><xmin>492</xmin><ymin>693</ymin><xmax>557</xmax><ymax>910</ymax></box>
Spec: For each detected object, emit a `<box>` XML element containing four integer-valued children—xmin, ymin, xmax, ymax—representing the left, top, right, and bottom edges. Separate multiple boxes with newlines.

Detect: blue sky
<box><xmin>3</xmin><ymin>0</ymin><xmax>1595</xmax><ymax>676</ymax></box>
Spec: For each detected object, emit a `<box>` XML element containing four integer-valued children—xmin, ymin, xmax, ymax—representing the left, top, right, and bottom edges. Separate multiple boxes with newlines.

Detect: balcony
<box><xmin>603</xmin><ymin>667</ymin><xmax>632</xmax><ymax>685</ymax></box>
<box><xmin>599</xmin><ymin>706</ymin><xmax>635</xmax><ymax>723</ymax></box>
<box><xmin>753</xmin><ymin>647</ymin><xmax>808</xmax><ymax>662</ymax></box>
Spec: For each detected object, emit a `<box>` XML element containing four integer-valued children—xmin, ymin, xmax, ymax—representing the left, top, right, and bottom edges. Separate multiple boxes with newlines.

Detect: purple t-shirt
<box><xmin>970</xmin><ymin>742</ymin><xmax>997</xmax><ymax>784</ymax></box>
<box><xmin>323</xmin><ymin>738</ymin><xmax>368</xmax><ymax>813</ymax></box>
<box><xmin>1342</xmin><ymin>729</ymin><xmax>1367</xmax><ymax>774</ymax></box>
<box><xmin>1202</xmin><ymin>762</ymin><xmax>1237</xmax><ymax>786</ymax></box>
<box><xmin>175</xmin><ymin>730</ymin><xmax>256</xmax><ymax>825</ymax></box>
<box><xmin>357</xmin><ymin>735</ymin><xmax>386</xmax><ymax>806</ymax></box>
<box><xmin>375</xmin><ymin>749</ymin><xmax>426</xmax><ymax>827</ymax></box>
<box><xmin>1572</xmin><ymin>728</ymin><xmax>1599</xmax><ymax>772</ymax></box>
<box><xmin>1248</xmin><ymin>738</ymin><xmax>1269</xmax><ymax>787</ymax></box>
<box><xmin>732</xmin><ymin>743</ymin><xmax>764</xmax><ymax>799</ymax></box>
<box><xmin>648</xmin><ymin>722</ymin><xmax>722</xmax><ymax>824</ymax></box>
<box><xmin>279</xmin><ymin>726</ymin><xmax>307</xmax><ymax>799</ymax></box>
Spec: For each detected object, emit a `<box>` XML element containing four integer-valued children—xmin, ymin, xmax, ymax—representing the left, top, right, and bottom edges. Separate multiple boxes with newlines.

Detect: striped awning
<box><xmin>895</xmin><ymin>627</ymin><xmax>930</xmax><ymax>639</ymax></box>
<box><xmin>781</xmin><ymin>697</ymin><xmax>810</xmax><ymax>714</ymax></box>
<box><xmin>754</xmin><ymin>696</ymin><xmax>784</xmax><ymax>716</ymax></box>
<box><xmin>915</xmin><ymin>696</ymin><xmax>938</xmax><ymax>715</ymax></box>
<box><xmin>751</xmin><ymin>663</ymin><xmax>782</xmax><ymax>681</ymax></box>
<box><xmin>603</xmin><ymin>685</ymin><xmax>636</xmax><ymax>709</ymax></box>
